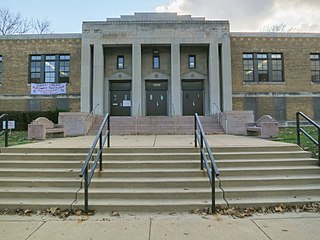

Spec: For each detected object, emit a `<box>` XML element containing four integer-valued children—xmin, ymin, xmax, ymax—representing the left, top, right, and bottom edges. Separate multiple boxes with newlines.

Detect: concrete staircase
<box><xmin>87</xmin><ymin>116</ymin><xmax>224</xmax><ymax>135</ymax></box>
<box><xmin>0</xmin><ymin>144</ymin><xmax>319</xmax><ymax>212</ymax></box>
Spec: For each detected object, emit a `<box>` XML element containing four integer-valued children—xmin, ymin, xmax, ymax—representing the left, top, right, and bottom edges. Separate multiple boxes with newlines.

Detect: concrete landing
<box><xmin>6</xmin><ymin>134</ymin><xmax>297</xmax><ymax>149</ymax></box>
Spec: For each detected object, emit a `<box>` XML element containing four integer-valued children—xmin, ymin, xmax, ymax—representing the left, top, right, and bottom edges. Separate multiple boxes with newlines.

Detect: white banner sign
<box><xmin>31</xmin><ymin>83</ymin><xmax>66</xmax><ymax>95</ymax></box>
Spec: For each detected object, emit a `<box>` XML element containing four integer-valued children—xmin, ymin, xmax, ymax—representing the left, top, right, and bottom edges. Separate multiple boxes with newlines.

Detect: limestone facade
<box><xmin>0</xmin><ymin>13</ymin><xmax>320</xmax><ymax>123</ymax></box>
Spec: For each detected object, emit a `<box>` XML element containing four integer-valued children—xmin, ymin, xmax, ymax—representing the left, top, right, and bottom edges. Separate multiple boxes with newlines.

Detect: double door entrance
<box><xmin>110</xmin><ymin>81</ymin><xmax>131</xmax><ymax>116</ymax></box>
<box><xmin>146</xmin><ymin>80</ymin><xmax>168</xmax><ymax>116</ymax></box>
<box><xmin>182</xmin><ymin>80</ymin><xmax>204</xmax><ymax>116</ymax></box>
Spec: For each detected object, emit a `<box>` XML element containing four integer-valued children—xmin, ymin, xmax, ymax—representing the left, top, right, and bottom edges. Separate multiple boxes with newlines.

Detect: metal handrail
<box><xmin>194</xmin><ymin>113</ymin><xmax>219</xmax><ymax>212</ymax></box>
<box><xmin>213</xmin><ymin>103</ymin><xmax>228</xmax><ymax>134</ymax></box>
<box><xmin>0</xmin><ymin>114</ymin><xmax>8</xmax><ymax>147</ymax></box>
<box><xmin>79</xmin><ymin>113</ymin><xmax>110</xmax><ymax>212</ymax></box>
<box><xmin>85</xmin><ymin>104</ymin><xmax>100</xmax><ymax>121</ymax></box>
<box><xmin>296</xmin><ymin>112</ymin><xmax>320</xmax><ymax>164</ymax></box>
<box><xmin>84</xmin><ymin>104</ymin><xmax>100</xmax><ymax>136</ymax></box>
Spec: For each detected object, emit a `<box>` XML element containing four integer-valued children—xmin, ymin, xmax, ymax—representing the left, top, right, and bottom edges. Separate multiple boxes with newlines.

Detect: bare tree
<box><xmin>32</xmin><ymin>18</ymin><xmax>53</xmax><ymax>34</ymax></box>
<box><xmin>262</xmin><ymin>23</ymin><xmax>295</xmax><ymax>33</ymax></box>
<box><xmin>0</xmin><ymin>8</ymin><xmax>53</xmax><ymax>35</ymax></box>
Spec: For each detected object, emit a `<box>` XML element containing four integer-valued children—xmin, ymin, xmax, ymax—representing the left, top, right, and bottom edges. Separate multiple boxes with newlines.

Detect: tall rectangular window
<box><xmin>59</xmin><ymin>55</ymin><xmax>70</xmax><ymax>83</ymax></box>
<box><xmin>310</xmin><ymin>53</ymin><xmax>320</xmax><ymax>83</ymax></box>
<box><xmin>243</xmin><ymin>53</ymin><xmax>283</xmax><ymax>83</ymax></box>
<box><xmin>117</xmin><ymin>56</ymin><xmax>124</xmax><ymax>69</ymax></box>
<box><xmin>153</xmin><ymin>55</ymin><xmax>160</xmax><ymax>69</ymax></box>
<box><xmin>188</xmin><ymin>55</ymin><xmax>196</xmax><ymax>69</ymax></box>
<box><xmin>243</xmin><ymin>54</ymin><xmax>254</xmax><ymax>82</ymax></box>
<box><xmin>29</xmin><ymin>54</ymin><xmax>70</xmax><ymax>83</ymax></box>
<box><xmin>0</xmin><ymin>55</ymin><xmax>2</xmax><ymax>84</ymax></box>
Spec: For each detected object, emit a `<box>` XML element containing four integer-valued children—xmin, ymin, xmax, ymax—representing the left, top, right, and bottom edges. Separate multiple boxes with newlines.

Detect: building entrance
<box><xmin>146</xmin><ymin>80</ymin><xmax>168</xmax><ymax>116</ymax></box>
<box><xmin>182</xmin><ymin>80</ymin><xmax>204</xmax><ymax>116</ymax></box>
<box><xmin>109</xmin><ymin>81</ymin><xmax>131</xmax><ymax>116</ymax></box>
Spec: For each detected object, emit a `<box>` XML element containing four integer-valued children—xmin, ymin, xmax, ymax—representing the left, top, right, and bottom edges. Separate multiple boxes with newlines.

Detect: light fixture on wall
<box><xmin>153</xmin><ymin>49</ymin><xmax>159</xmax><ymax>54</ymax></box>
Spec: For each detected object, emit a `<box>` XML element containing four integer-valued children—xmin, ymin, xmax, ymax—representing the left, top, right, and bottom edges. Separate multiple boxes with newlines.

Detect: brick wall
<box><xmin>0</xmin><ymin>35</ymin><xmax>81</xmax><ymax>112</ymax></box>
<box><xmin>231</xmin><ymin>34</ymin><xmax>320</xmax><ymax>121</ymax></box>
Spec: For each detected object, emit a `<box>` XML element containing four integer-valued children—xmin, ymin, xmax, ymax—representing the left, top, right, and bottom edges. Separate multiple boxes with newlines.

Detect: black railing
<box><xmin>0</xmin><ymin>114</ymin><xmax>8</xmax><ymax>147</ymax></box>
<box><xmin>296</xmin><ymin>112</ymin><xmax>320</xmax><ymax>165</ymax></box>
<box><xmin>194</xmin><ymin>113</ymin><xmax>220</xmax><ymax>212</ymax></box>
<box><xmin>79</xmin><ymin>113</ymin><xmax>110</xmax><ymax>212</ymax></box>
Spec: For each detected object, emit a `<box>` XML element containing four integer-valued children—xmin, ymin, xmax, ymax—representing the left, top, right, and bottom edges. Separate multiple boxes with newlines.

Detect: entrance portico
<box><xmin>81</xmin><ymin>13</ymin><xmax>232</xmax><ymax>117</ymax></box>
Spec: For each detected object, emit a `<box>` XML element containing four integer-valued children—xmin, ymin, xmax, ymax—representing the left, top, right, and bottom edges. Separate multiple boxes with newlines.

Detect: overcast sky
<box><xmin>2</xmin><ymin>0</ymin><xmax>320</xmax><ymax>33</ymax></box>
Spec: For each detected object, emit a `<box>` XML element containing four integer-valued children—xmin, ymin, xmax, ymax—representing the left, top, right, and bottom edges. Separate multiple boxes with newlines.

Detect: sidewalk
<box><xmin>1</xmin><ymin>212</ymin><xmax>319</xmax><ymax>240</ymax></box>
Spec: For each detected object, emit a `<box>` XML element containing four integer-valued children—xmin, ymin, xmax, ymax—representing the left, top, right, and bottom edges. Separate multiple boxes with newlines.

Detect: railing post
<box><xmin>107</xmin><ymin>114</ymin><xmax>110</xmax><ymax>148</ymax></box>
<box><xmin>84</xmin><ymin>166</ymin><xmax>89</xmax><ymax>213</ymax></box>
<box><xmin>200</xmin><ymin>133</ymin><xmax>203</xmax><ymax>170</ymax></box>
<box><xmin>212</xmin><ymin>167</ymin><xmax>216</xmax><ymax>213</ymax></box>
<box><xmin>318</xmin><ymin>127</ymin><xmax>320</xmax><ymax>165</ymax></box>
<box><xmin>194</xmin><ymin>114</ymin><xmax>197</xmax><ymax>148</ymax></box>
<box><xmin>296</xmin><ymin>112</ymin><xmax>301</xmax><ymax>146</ymax></box>
<box><xmin>99</xmin><ymin>132</ymin><xmax>103</xmax><ymax>171</ymax></box>
<box><xmin>5</xmin><ymin>114</ymin><xmax>8</xmax><ymax>147</ymax></box>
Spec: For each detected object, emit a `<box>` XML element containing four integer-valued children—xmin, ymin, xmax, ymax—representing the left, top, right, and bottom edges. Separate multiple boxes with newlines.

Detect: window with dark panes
<box><xmin>117</xmin><ymin>56</ymin><xmax>124</xmax><ymax>69</ymax></box>
<box><xmin>243</xmin><ymin>54</ymin><xmax>254</xmax><ymax>82</ymax></box>
<box><xmin>257</xmin><ymin>54</ymin><xmax>268</xmax><ymax>82</ymax></box>
<box><xmin>188</xmin><ymin>55</ymin><xmax>196</xmax><ymax>69</ymax></box>
<box><xmin>310</xmin><ymin>54</ymin><xmax>320</xmax><ymax>83</ymax></box>
<box><xmin>45</xmin><ymin>55</ymin><xmax>56</xmax><ymax>83</ymax></box>
<box><xmin>29</xmin><ymin>54</ymin><xmax>70</xmax><ymax>83</ymax></box>
<box><xmin>153</xmin><ymin>55</ymin><xmax>160</xmax><ymax>69</ymax></box>
<box><xmin>243</xmin><ymin>53</ymin><xmax>283</xmax><ymax>83</ymax></box>
<box><xmin>59</xmin><ymin>55</ymin><xmax>70</xmax><ymax>83</ymax></box>
<box><xmin>0</xmin><ymin>55</ymin><xmax>3</xmax><ymax>83</ymax></box>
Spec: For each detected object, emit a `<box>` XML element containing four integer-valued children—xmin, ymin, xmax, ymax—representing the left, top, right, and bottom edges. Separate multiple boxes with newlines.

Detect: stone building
<box><xmin>0</xmin><ymin>13</ymin><xmax>320</xmax><ymax>124</ymax></box>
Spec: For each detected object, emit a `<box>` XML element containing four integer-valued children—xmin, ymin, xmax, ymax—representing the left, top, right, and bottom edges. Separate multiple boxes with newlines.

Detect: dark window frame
<box><xmin>29</xmin><ymin>54</ymin><xmax>70</xmax><ymax>84</ymax></box>
<box><xmin>153</xmin><ymin>55</ymin><xmax>160</xmax><ymax>69</ymax></box>
<box><xmin>188</xmin><ymin>55</ymin><xmax>196</xmax><ymax>69</ymax></box>
<box><xmin>310</xmin><ymin>53</ymin><xmax>320</xmax><ymax>83</ymax></box>
<box><xmin>0</xmin><ymin>55</ymin><xmax>2</xmax><ymax>84</ymax></box>
<box><xmin>243</xmin><ymin>53</ymin><xmax>284</xmax><ymax>83</ymax></box>
<box><xmin>117</xmin><ymin>55</ymin><xmax>124</xmax><ymax>69</ymax></box>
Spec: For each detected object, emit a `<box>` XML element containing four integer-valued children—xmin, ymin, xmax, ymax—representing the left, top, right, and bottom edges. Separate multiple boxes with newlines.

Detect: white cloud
<box><xmin>155</xmin><ymin>0</ymin><xmax>320</xmax><ymax>32</ymax></box>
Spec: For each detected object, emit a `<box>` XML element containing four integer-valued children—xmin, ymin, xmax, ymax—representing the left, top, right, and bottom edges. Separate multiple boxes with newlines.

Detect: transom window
<box><xmin>153</xmin><ymin>55</ymin><xmax>160</xmax><ymax>69</ymax></box>
<box><xmin>243</xmin><ymin>53</ymin><xmax>284</xmax><ymax>83</ymax></box>
<box><xmin>117</xmin><ymin>56</ymin><xmax>124</xmax><ymax>69</ymax></box>
<box><xmin>188</xmin><ymin>55</ymin><xmax>196</xmax><ymax>69</ymax></box>
<box><xmin>310</xmin><ymin>53</ymin><xmax>320</xmax><ymax>83</ymax></box>
<box><xmin>0</xmin><ymin>55</ymin><xmax>2</xmax><ymax>84</ymax></box>
<box><xmin>29</xmin><ymin>54</ymin><xmax>70</xmax><ymax>83</ymax></box>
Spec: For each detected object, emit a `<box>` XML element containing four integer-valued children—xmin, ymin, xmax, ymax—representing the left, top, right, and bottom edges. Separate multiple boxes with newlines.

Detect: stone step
<box><xmin>0</xmin><ymin>198</ymin><xmax>75</xmax><ymax>210</ymax></box>
<box><xmin>0</xmin><ymin>145</ymin><xmax>302</xmax><ymax>154</ymax></box>
<box><xmin>0</xmin><ymin>177</ymin><xmax>81</xmax><ymax>188</ymax></box>
<box><xmin>0</xmin><ymin>147</ymin><xmax>92</xmax><ymax>154</ymax></box>
<box><xmin>72</xmin><ymin>199</ymin><xmax>227</xmax><ymax>212</ymax></box>
<box><xmin>226</xmin><ymin>196</ymin><xmax>320</xmax><ymax>209</ymax></box>
<box><xmin>94</xmin><ymin>169</ymin><xmax>207</xmax><ymax>178</ymax></box>
<box><xmin>0</xmin><ymin>169</ymin><xmax>80</xmax><ymax>178</ymax></box>
<box><xmin>218</xmin><ymin>166</ymin><xmax>320</xmax><ymax>176</ymax></box>
<box><xmin>219</xmin><ymin>175</ymin><xmax>320</xmax><ymax>187</ymax></box>
<box><xmin>90</xmin><ymin>177</ymin><xmax>212</xmax><ymax>188</ymax></box>
<box><xmin>76</xmin><ymin>188</ymin><xmax>223</xmax><ymax>200</ymax></box>
<box><xmin>223</xmin><ymin>185</ymin><xmax>320</xmax><ymax>199</ymax></box>
<box><xmin>0</xmin><ymin>187</ymin><xmax>79</xmax><ymax>199</ymax></box>
<box><xmin>0</xmin><ymin>153</ymin><xmax>88</xmax><ymax>161</ymax></box>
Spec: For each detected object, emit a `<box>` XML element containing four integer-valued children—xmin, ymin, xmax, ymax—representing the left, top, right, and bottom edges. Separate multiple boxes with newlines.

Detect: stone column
<box><xmin>80</xmin><ymin>43</ymin><xmax>91</xmax><ymax>113</ymax></box>
<box><xmin>221</xmin><ymin>33</ymin><xmax>233</xmax><ymax>112</ymax></box>
<box><xmin>171</xmin><ymin>42</ymin><xmax>181</xmax><ymax>116</ymax></box>
<box><xmin>208</xmin><ymin>40</ymin><xmax>220</xmax><ymax>115</ymax></box>
<box><xmin>92</xmin><ymin>43</ymin><xmax>104</xmax><ymax>115</ymax></box>
<box><xmin>132</xmin><ymin>42</ymin><xmax>142</xmax><ymax>116</ymax></box>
